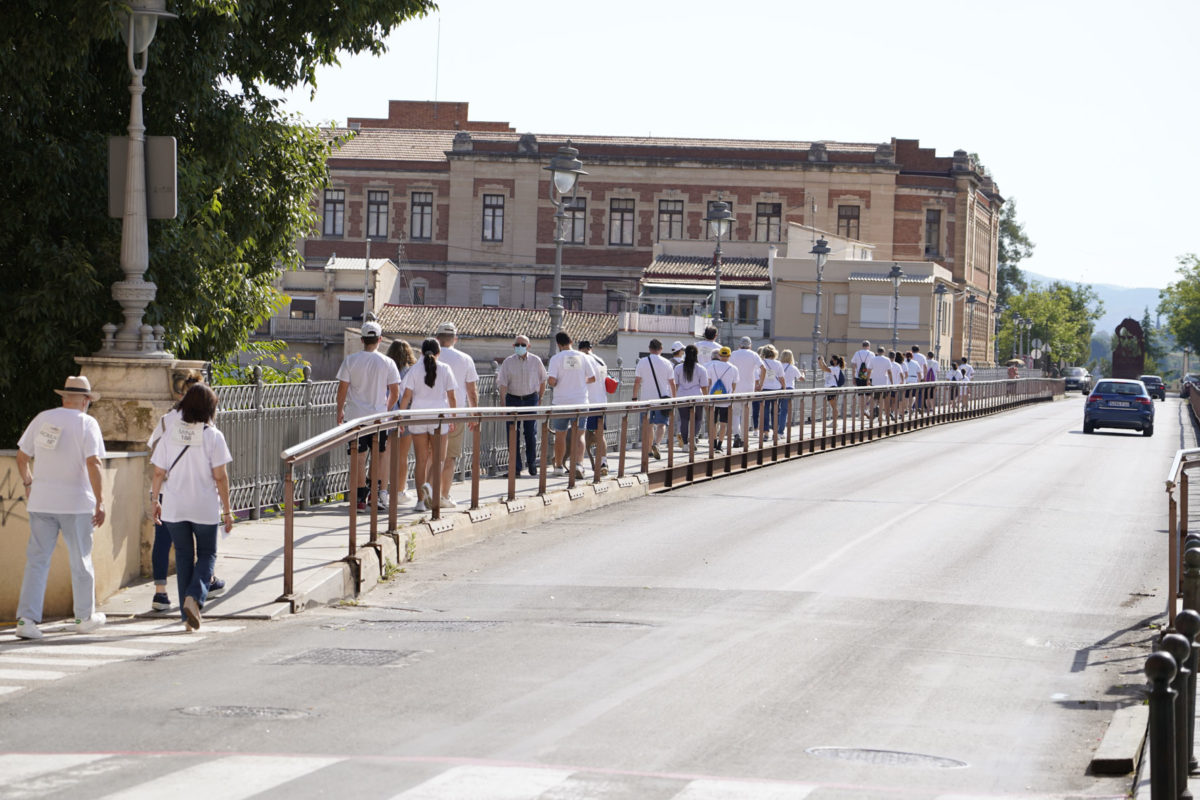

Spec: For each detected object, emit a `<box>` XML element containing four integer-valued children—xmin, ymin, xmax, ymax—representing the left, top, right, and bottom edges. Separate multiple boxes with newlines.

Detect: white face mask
<box><xmin>514</xmin><ymin>344</ymin><xmax>527</xmax><ymax>356</ymax></box>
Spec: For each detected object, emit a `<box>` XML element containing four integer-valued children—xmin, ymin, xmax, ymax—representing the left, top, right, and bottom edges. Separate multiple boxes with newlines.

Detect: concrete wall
<box><xmin>0</xmin><ymin>451</ymin><xmax>150</xmax><ymax>622</ymax></box>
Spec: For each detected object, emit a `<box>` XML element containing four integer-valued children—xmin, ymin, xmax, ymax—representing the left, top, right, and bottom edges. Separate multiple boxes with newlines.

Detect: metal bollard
<box><xmin>1164</xmin><ymin>633</ymin><xmax>1194</xmax><ymax>799</ymax></box>
<box><xmin>1186</xmin><ymin>549</ymin><xmax>1200</xmax><ymax>615</ymax></box>
<box><xmin>1180</xmin><ymin>610</ymin><xmax>1200</xmax><ymax>776</ymax></box>
<box><xmin>1147</xmin><ymin>651</ymin><xmax>1179</xmax><ymax>800</ymax></box>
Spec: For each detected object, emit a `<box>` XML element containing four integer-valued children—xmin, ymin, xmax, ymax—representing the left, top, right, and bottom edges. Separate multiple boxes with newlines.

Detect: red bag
<box><xmin>605</xmin><ymin>375</ymin><xmax>619</xmax><ymax>394</ymax></box>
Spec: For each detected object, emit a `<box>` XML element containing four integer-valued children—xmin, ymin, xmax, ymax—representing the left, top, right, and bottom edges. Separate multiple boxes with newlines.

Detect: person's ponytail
<box><xmin>421</xmin><ymin>338</ymin><xmax>440</xmax><ymax>388</ymax></box>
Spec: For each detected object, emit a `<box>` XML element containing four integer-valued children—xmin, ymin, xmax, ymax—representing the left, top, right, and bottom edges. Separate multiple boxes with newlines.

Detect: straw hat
<box><xmin>54</xmin><ymin>375</ymin><xmax>101</xmax><ymax>401</ymax></box>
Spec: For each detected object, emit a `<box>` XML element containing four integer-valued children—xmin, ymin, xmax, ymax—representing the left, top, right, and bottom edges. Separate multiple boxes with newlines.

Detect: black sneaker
<box><xmin>207</xmin><ymin>577</ymin><xmax>226</xmax><ymax>596</ymax></box>
<box><xmin>151</xmin><ymin>593</ymin><xmax>170</xmax><ymax>612</ymax></box>
<box><xmin>733</xmin><ymin>435</ymin><xmax>743</xmax><ymax>449</ymax></box>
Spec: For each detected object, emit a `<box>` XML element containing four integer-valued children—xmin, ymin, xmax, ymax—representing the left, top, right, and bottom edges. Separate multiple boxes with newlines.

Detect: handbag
<box><xmin>605</xmin><ymin>375</ymin><xmax>619</xmax><ymax>394</ymax></box>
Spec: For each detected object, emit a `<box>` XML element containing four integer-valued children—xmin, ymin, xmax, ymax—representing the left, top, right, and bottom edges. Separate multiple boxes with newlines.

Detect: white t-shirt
<box><xmin>905</xmin><ymin>359</ymin><xmax>922</xmax><ymax>383</ymax></box>
<box><xmin>584</xmin><ymin>352</ymin><xmax>608</xmax><ymax>404</ymax></box>
<box><xmin>850</xmin><ymin>348</ymin><xmax>873</xmax><ymax>377</ymax></box>
<box><xmin>548</xmin><ymin>348</ymin><xmax>598</xmax><ymax>406</ymax></box>
<box><xmin>401</xmin><ymin>361</ymin><xmax>459</xmax><ymax>410</ymax></box>
<box><xmin>336</xmin><ymin>349</ymin><xmax>401</xmax><ymax>421</ymax></box>
<box><xmin>19</xmin><ymin>407</ymin><xmax>107</xmax><ymax>515</ymax></box>
<box><xmin>151</xmin><ymin>422</ymin><xmax>232</xmax><ymax>525</ymax></box>
<box><xmin>148</xmin><ymin>408</ymin><xmax>182</xmax><ymax>450</ymax></box>
<box><xmin>707</xmin><ymin>361</ymin><xmax>740</xmax><ymax>406</ymax></box>
<box><xmin>728</xmin><ymin>348</ymin><xmax>765</xmax><ymax>392</ymax></box>
<box><xmin>635</xmin><ymin>354</ymin><xmax>675</xmax><ymax>399</ymax></box>
<box><xmin>782</xmin><ymin>363</ymin><xmax>804</xmax><ymax>389</ymax></box>
<box><xmin>673</xmin><ymin>362</ymin><xmax>710</xmax><ymax>397</ymax></box>
<box><xmin>889</xmin><ymin>361</ymin><xmax>906</xmax><ymax>386</ymax></box>
<box><xmin>926</xmin><ymin>361</ymin><xmax>939</xmax><ymax>381</ymax></box>
<box><xmin>823</xmin><ymin>365</ymin><xmax>842</xmax><ymax>388</ymax></box>
<box><xmin>912</xmin><ymin>352</ymin><xmax>928</xmax><ymax>372</ymax></box>
<box><xmin>695</xmin><ymin>340</ymin><xmax>721</xmax><ymax>364</ymax></box>
<box><xmin>962</xmin><ymin>363</ymin><xmax>975</xmax><ymax>380</ymax></box>
<box><xmin>948</xmin><ymin>368</ymin><xmax>962</xmax><ymax>382</ymax></box>
<box><xmin>867</xmin><ymin>354</ymin><xmax>893</xmax><ymax>385</ymax></box>
<box><xmin>761</xmin><ymin>358</ymin><xmax>785</xmax><ymax>391</ymax></box>
<box><xmin>438</xmin><ymin>346</ymin><xmax>479</xmax><ymax>409</ymax></box>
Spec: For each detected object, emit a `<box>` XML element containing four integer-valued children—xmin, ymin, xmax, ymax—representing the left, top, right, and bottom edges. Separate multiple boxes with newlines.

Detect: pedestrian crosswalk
<box><xmin>0</xmin><ymin>756</ymin><xmax>1119</xmax><ymax>800</ymax></box>
<box><xmin>0</xmin><ymin>619</ymin><xmax>245</xmax><ymax>700</ymax></box>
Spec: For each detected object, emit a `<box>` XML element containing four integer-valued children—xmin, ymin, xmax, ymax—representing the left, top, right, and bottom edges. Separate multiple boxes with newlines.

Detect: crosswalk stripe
<box><xmin>0</xmin><ymin>687</ymin><xmax>22</xmax><ymax>695</ymax></box>
<box><xmin>96</xmin><ymin>755</ymin><xmax>341</xmax><ymax>800</ymax></box>
<box><xmin>0</xmin><ymin>668</ymin><xmax>66</xmax><ymax>681</ymax></box>
<box><xmin>391</xmin><ymin>765</ymin><xmax>575</xmax><ymax>799</ymax></box>
<box><xmin>0</xmin><ymin>753</ymin><xmax>110</xmax><ymax>786</ymax></box>
<box><xmin>0</xmin><ymin>644</ymin><xmax>163</xmax><ymax>656</ymax></box>
<box><xmin>673</xmin><ymin>778</ymin><xmax>818</xmax><ymax>799</ymax></box>
<box><xmin>0</xmin><ymin>655</ymin><xmax>121</xmax><ymax>667</ymax></box>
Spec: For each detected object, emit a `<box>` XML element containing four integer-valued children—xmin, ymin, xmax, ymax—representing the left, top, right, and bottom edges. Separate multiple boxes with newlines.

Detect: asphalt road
<box><xmin>0</xmin><ymin>394</ymin><xmax>1190</xmax><ymax>800</ymax></box>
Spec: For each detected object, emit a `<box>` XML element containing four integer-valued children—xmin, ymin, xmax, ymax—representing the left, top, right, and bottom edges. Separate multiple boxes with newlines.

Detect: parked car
<box><xmin>1182</xmin><ymin>374</ymin><xmax>1200</xmax><ymax>398</ymax></box>
<box><xmin>1084</xmin><ymin>379</ymin><xmax>1155</xmax><ymax>436</ymax></box>
<box><xmin>1139</xmin><ymin>374</ymin><xmax>1166</xmax><ymax>401</ymax></box>
<box><xmin>1063</xmin><ymin>366</ymin><xmax>1092</xmax><ymax>394</ymax></box>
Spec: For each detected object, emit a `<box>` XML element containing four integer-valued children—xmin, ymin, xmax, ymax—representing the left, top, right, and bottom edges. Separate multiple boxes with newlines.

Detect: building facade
<box><xmin>300</xmin><ymin>100</ymin><xmax>1003</xmax><ymax>364</ymax></box>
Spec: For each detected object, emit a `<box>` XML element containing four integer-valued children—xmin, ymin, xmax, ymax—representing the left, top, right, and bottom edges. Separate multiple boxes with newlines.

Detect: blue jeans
<box><xmin>18</xmin><ymin>512</ymin><xmax>96</xmax><ymax>623</ymax></box>
<box><xmin>505</xmin><ymin>392</ymin><xmax>540</xmax><ymax>473</ymax></box>
<box><xmin>165</xmin><ymin>520</ymin><xmax>217</xmax><ymax>622</ymax></box>
<box><xmin>776</xmin><ymin>398</ymin><xmax>791</xmax><ymax>432</ymax></box>
<box><xmin>678</xmin><ymin>405</ymin><xmax>702</xmax><ymax>442</ymax></box>
<box><xmin>152</xmin><ymin>520</ymin><xmax>172</xmax><ymax>583</ymax></box>
<box><xmin>754</xmin><ymin>399</ymin><xmax>776</xmax><ymax>432</ymax></box>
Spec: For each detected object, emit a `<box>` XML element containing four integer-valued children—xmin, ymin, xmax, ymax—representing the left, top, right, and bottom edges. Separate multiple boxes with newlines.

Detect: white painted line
<box><xmin>0</xmin><ymin>753</ymin><xmax>110</xmax><ymax>785</ymax></box>
<box><xmin>0</xmin><ymin>655</ymin><xmax>120</xmax><ymax>667</ymax></box>
<box><xmin>105</xmin><ymin>622</ymin><xmax>244</xmax><ymax>634</ymax></box>
<box><xmin>97</xmin><ymin>755</ymin><xmax>341</xmax><ymax>800</ymax></box>
<box><xmin>5</xmin><ymin>644</ymin><xmax>167</xmax><ymax>656</ymax></box>
<box><xmin>0</xmin><ymin>686</ymin><xmax>23</xmax><ymax>695</ymax></box>
<box><xmin>391</xmin><ymin>765</ymin><xmax>574</xmax><ymax>799</ymax></box>
<box><xmin>673</xmin><ymin>779</ymin><xmax>818</xmax><ymax>799</ymax></box>
<box><xmin>0</xmin><ymin>668</ymin><xmax>66</xmax><ymax>681</ymax></box>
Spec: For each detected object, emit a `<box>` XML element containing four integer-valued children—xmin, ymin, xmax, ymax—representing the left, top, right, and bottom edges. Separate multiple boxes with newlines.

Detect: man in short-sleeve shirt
<box><xmin>336</xmin><ymin>321</ymin><xmax>401</xmax><ymax>511</ymax></box>
<box><xmin>434</xmin><ymin>322</ymin><xmax>479</xmax><ymax>507</ymax></box>
<box><xmin>547</xmin><ymin>331</ymin><xmax>598</xmax><ymax>476</ymax></box>
<box><xmin>632</xmin><ymin>339</ymin><xmax>676</xmax><ymax>460</ymax></box>
<box><xmin>850</xmin><ymin>341</ymin><xmax>874</xmax><ymax>386</ymax></box>
<box><xmin>15</xmin><ymin>376</ymin><xmax>108</xmax><ymax>639</ymax></box>
<box><xmin>728</xmin><ymin>337</ymin><xmax>765</xmax><ymax>446</ymax></box>
<box><xmin>695</xmin><ymin>326</ymin><xmax>721</xmax><ymax>364</ymax></box>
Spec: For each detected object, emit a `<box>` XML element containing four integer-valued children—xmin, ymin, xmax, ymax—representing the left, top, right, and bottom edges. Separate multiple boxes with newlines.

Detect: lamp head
<box><xmin>705</xmin><ymin>200</ymin><xmax>734</xmax><ymax>239</ymax></box>
<box><xmin>117</xmin><ymin>0</ymin><xmax>176</xmax><ymax>54</ymax></box>
<box><xmin>887</xmin><ymin>263</ymin><xmax>904</xmax><ymax>288</ymax></box>
<box><xmin>810</xmin><ymin>237</ymin><xmax>831</xmax><ymax>264</ymax></box>
<box><xmin>933</xmin><ymin>283</ymin><xmax>947</xmax><ymax>297</ymax></box>
<box><xmin>966</xmin><ymin>293</ymin><xmax>977</xmax><ymax>306</ymax></box>
<box><xmin>544</xmin><ymin>143</ymin><xmax>587</xmax><ymax>196</ymax></box>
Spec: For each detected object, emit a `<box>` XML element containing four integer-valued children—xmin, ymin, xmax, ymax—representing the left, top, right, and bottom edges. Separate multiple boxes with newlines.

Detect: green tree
<box><xmin>0</xmin><ymin>0</ymin><xmax>435</xmax><ymax>446</ymax></box>
<box><xmin>1159</xmin><ymin>254</ymin><xmax>1200</xmax><ymax>354</ymax></box>
<box><xmin>996</xmin><ymin>199</ymin><xmax>1034</xmax><ymax>310</ymax></box>
<box><xmin>997</xmin><ymin>280</ymin><xmax>1103</xmax><ymax>366</ymax></box>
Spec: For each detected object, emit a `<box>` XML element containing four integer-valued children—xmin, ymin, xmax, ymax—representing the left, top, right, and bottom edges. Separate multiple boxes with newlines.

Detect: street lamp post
<box><xmin>106</xmin><ymin>0</ymin><xmax>176</xmax><ymax>356</ymax></box>
<box><xmin>543</xmin><ymin>143</ymin><xmax>587</xmax><ymax>351</ymax></box>
<box><xmin>809</xmin><ymin>237</ymin><xmax>831</xmax><ymax>381</ymax></box>
<box><xmin>888</xmin><ymin>263</ymin><xmax>904</xmax><ymax>352</ymax></box>
<box><xmin>1011</xmin><ymin>314</ymin><xmax>1022</xmax><ymax>359</ymax></box>
<box><xmin>933</xmin><ymin>283</ymin><xmax>947</xmax><ymax>365</ymax></box>
<box><xmin>704</xmin><ymin>199</ymin><xmax>735</xmax><ymax>336</ymax></box>
<box><xmin>965</xmin><ymin>294</ymin><xmax>978</xmax><ymax>362</ymax></box>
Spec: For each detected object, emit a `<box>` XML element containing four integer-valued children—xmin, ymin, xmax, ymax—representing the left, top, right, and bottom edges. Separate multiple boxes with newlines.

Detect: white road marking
<box><xmin>0</xmin><ymin>753</ymin><xmax>110</xmax><ymax>786</ymax></box>
<box><xmin>673</xmin><ymin>778</ymin><xmax>818</xmax><ymax>799</ymax></box>
<box><xmin>0</xmin><ymin>655</ymin><xmax>121</xmax><ymax>667</ymax></box>
<box><xmin>96</xmin><ymin>755</ymin><xmax>341</xmax><ymax>800</ymax></box>
<box><xmin>0</xmin><ymin>669</ymin><xmax>65</xmax><ymax>681</ymax></box>
<box><xmin>0</xmin><ymin>644</ymin><xmax>166</xmax><ymax>656</ymax></box>
<box><xmin>0</xmin><ymin>687</ymin><xmax>22</xmax><ymax>695</ymax></box>
<box><xmin>391</xmin><ymin>765</ymin><xmax>574</xmax><ymax>799</ymax></box>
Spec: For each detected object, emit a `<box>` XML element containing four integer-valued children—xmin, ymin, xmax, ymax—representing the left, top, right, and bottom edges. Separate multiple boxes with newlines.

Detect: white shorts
<box><xmin>407</xmin><ymin>423</ymin><xmax>449</xmax><ymax>436</ymax></box>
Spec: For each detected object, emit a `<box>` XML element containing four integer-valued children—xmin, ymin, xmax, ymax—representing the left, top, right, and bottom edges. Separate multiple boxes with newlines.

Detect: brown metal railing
<box><xmin>276</xmin><ymin>378</ymin><xmax>1062</xmax><ymax>602</ymax></box>
<box><xmin>1166</xmin><ymin>391</ymin><xmax>1200</xmax><ymax>626</ymax></box>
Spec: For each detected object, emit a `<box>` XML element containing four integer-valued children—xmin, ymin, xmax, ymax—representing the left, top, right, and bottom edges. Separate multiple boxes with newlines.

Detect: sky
<box><xmin>278</xmin><ymin>0</ymin><xmax>1200</xmax><ymax>293</ymax></box>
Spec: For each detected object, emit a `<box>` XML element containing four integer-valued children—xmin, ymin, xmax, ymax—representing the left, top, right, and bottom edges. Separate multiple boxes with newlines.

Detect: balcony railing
<box><xmin>254</xmin><ymin>317</ymin><xmax>357</xmax><ymax>341</ymax></box>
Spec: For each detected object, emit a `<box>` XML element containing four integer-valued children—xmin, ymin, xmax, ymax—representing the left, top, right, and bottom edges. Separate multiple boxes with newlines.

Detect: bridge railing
<box><xmin>273</xmin><ymin>377</ymin><xmax>1062</xmax><ymax>601</ymax></box>
<box><xmin>1165</xmin><ymin>390</ymin><xmax>1200</xmax><ymax>627</ymax></box>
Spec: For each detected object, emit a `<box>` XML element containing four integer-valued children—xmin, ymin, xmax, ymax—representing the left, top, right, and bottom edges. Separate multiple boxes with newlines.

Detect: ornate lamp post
<box><xmin>103</xmin><ymin>0</ymin><xmax>176</xmax><ymax>356</ymax></box>
<box><xmin>809</xmin><ymin>237</ymin><xmax>831</xmax><ymax>381</ymax></box>
<box><xmin>933</xmin><ymin>283</ymin><xmax>947</xmax><ymax>365</ymax></box>
<box><xmin>1011</xmin><ymin>314</ymin><xmax>1022</xmax><ymax>359</ymax></box>
<box><xmin>704</xmin><ymin>199</ymin><xmax>735</xmax><ymax>331</ymax></box>
<box><xmin>965</xmin><ymin>293</ymin><xmax>978</xmax><ymax>362</ymax></box>
<box><xmin>544</xmin><ymin>143</ymin><xmax>586</xmax><ymax>349</ymax></box>
<box><xmin>888</xmin><ymin>263</ymin><xmax>904</xmax><ymax>352</ymax></box>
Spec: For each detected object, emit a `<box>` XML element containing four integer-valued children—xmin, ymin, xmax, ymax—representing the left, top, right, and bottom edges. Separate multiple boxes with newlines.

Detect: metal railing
<box><xmin>274</xmin><ymin>377</ymin><xmax>1061</xmax><ymax>601</ymax></box>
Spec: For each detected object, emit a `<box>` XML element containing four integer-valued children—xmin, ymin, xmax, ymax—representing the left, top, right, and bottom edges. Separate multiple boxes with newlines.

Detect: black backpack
<box><xmin>835</xmin><ymin>368</ymin><xmax>846</xmax><ymax>388</ymax></box>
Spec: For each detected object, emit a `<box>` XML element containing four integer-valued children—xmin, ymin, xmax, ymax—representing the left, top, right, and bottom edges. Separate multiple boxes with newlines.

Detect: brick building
<box><xmin>300</xmin><ymin>100</ymin><xmax>1003</xmax><ymax>364</ymax></box>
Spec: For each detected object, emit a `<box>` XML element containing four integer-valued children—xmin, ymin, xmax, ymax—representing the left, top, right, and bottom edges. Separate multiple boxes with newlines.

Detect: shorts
<box><xmin>583</xmin><ymin>414</ymin><xmax>604</xmax><ymax>431</ymax></box>
<box><xmin>348</xmin><ymin>430</ymin><xmax>388</xmax><ymax>455</ymax></box>
<box><xmin>446</xmin><ymin>422</ymin><xmax>466</xmax><ymax>458</ymax></box>
<box><xmin>407</xmin><ymin>423</ymin><xmax>449</xmax><ymax>436</ymax></box>
<box><xmin>550</xmin><ymin>415</ymin><xmax>585</xmax><ymax>432</ymax></box>
<box><xmin>713</xmin><ymin>406</ymin><xmax>729</xmax><ymax>423</ymax></box>
<box><xmin>646</xmin><ymin>409</ymin><xmax>670</xmax><ymax>425</ymax></box>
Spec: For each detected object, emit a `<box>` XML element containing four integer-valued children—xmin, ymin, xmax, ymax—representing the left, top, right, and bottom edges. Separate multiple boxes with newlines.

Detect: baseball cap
<box><xmin>361</xmin><ymin>322</ymin><xmax>382</xmax><ymax>339</ymax></box>
<box><xmin>718</xmin><ymin>346</ymin><xmax>732</xmax><ymax>357</ymax></box>
<box><xmin>739</xmin><ymin>336</ymin><xmax>753</xmax><ymax>347</ymax></box>
<box><xmin>578</xmin><ymin>340</ymin><xmax>592</xmax><ymax>349</ymax></box>
<box><xmin>670</xmin><ymin>340</ymin><xmax>685</xmax><ymax>353</ymax></box>
<box><xmin>435</xmin><ymin>321</ymin><xmax>457</xmax><ymax>335</ymax></box>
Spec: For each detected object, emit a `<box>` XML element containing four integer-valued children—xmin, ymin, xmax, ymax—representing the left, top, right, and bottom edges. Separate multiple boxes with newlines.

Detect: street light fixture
<box><xmin>106</xmin><ymin>0</ymin><xmax>176</xmax><ymax>356</ymax></box>
<box><xmin>544</xmin><ymin>142</ymin><xmax>587</xmax><ymax>350</ymax></box>
<box><xmin>888</xmin><ymin>263</ymin><xmax>904</xmax><ymax>351</ymax></box>
<box><xmin>809</xmin><ymin>237</ymin><xmax>831</xmax><ymax>381</ymax></box>
<box><xmin>933</xmin><ymin>283</ymin><xmax>947</xmax><ymax>365</ymax></box>
<box><xmin>965</xmin><ymin>294</ymin><xmax>978</xmax><ymax>362</ymax></box>
<box><xmin>1011</xmin><ymin>314</ymin><xmax>1022</xmax><ymax>358</ymax></box>
<box><xmin>704</xmin><ymin>199</ymin><xmax>735</xmax><ymax>332</ymax></box>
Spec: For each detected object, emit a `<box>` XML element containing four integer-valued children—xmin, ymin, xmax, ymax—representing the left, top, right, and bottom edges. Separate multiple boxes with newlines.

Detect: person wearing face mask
<box><xmin>497</xmin><ymin>333</ymin><xmax>547</xmax><ymax>477</ymax></box>
<box><xmin>13</xmin><ymin>376</ymin><xmax>108</xmax><ymax>639</ymax></box>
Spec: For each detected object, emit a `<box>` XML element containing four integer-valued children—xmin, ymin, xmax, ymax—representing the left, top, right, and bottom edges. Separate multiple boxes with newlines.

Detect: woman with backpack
<box><xmin>707</xmin><ymin>347</ymin><xmax>739</xmax><ymax>452</ymax></box>
<box><xmin>818</xmin><ymin>355</ymin><xmax>844</xmax><ymax>427</ymax></box>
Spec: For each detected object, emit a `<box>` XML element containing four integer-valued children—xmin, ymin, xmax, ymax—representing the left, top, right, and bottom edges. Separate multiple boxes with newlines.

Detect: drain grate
<box><xmin>345</xmin><ymin>619</ymin><xmax>503</xmax><ymax>633</ymax></box>
<box><xmin>274</xmin><ymin>648</ymin><xmax>414</xmax><ymax>666</ymax></box>
<box><xmin>805</xmin><ymin>747</ymin><xmax>967</xmax><ymax>769</ymax></box>
<box><xmin>176</xmin><ymin>705</ymin><xmax>314</xmax><ymax>720</ymax></box>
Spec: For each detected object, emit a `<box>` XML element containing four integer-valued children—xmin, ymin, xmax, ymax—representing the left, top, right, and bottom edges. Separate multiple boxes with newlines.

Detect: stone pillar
<box><xmin>75</xmin><ymin>355</ymin><xmax>208</xmax><ymax>449</ymax></box>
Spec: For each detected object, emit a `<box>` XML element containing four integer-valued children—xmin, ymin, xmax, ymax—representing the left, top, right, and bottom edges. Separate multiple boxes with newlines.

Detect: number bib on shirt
<box><xmin>562</xmin><ymin>355</ymin><xmax>582</xmax><ymax>371</ymax></box>
<box><xmin>36</xmin><ymin>424</ymin><xmax>62</xmax><ymax>451</ymax></box>
<box><xmin>171</xmin><ymin>422</ymin><xmax>203</xmax><ymax>447</ymax></box>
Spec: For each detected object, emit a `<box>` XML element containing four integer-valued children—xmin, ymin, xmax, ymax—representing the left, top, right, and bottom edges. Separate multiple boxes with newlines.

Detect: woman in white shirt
<box><xmin>672</xmin><ymin>345</ymin><xmax>710</xmax><ymax>448</ymax></box>
<box><xmin>818</xmin><ymin>355</ymin><xmax>843</xmax><ymax>425</ymax></box>
<box><xmin>399</xmin><ymin>338</ymin><xmax>459</xmax><ymax>513</ymax></box>
<box><xmin>776</xmin><ymin>349</ymin><xmax>805</xmax><ymax>438</ymax></box>
<box><xmin>887</xmin><ymin>352</ymin><xmax>906</xmax><ymax>420</ymax></box>
<box><xmin>756</xmin><ymin>345</ymin><xmax>786</xmax><ymax>441</ymax></box>
<box><xmin>150</xmin><ymin>384</ymin><xmax>234</xmax><ymax>632</ymax></box>
<box><xmin>386</xmin><ymin>340</ymin><xmax>418</xmax><ymax>504</ymax></box>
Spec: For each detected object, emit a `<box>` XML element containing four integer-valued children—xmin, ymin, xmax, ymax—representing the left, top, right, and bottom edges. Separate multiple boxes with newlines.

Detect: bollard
<box><xmin>1147</xmin><ymin>651</ymin><xmax>1179</xmax><ymax>800</ymax></box>
<box><xmin>1180</xmin><ymin>610</ymin><xmax>1200</xmax><ymax>776</ymax></box>
<box><xmin>1164</xmin><ymin>633</ymin><xmax>1194</xmax><ymax>799</ymax></box>
<box><xmin>1186</xmin><ymin>549</ymin><xmax>1200</xmax><ymax>616</ymax></box>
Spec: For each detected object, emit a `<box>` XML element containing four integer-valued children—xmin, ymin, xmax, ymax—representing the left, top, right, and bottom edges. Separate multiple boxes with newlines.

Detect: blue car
<box><xmin>1083</xmin><ymin>379</ymin><xmax>1154</xmax><ymax>436</ymax></box>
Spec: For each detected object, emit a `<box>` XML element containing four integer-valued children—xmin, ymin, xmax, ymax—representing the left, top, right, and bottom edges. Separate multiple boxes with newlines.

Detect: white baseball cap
<box><xmin>361</xmin><ymin>322</ymin><xmax>382</xmax><ymax>338</ymax></box>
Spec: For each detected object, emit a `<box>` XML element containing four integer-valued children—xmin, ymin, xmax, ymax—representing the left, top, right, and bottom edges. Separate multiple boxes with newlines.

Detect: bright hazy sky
<box><xmin>278</xmin><ymin>0</ymin><xmax>1199</xmax><ymax>292</ymax></box>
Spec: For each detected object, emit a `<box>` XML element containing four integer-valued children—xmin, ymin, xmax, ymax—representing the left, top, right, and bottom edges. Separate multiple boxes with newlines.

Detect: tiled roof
<box><xmin>376</xmin><ymin>305</ymin><xmax>619</xmax><ymax>346</ymax></box>
<box><xmin>324</xmin><ymin>128</ymin><xmax>458</xmax><ymax>162</ymax></box>
<box><xmin>468</xmin><ymin>131</ymin><xmax>882</xmax><ymax>154</ymax></box>
<box><xmin>849</xmin><ymin>272</ymin><xmax>934</xmax><ymax>284</ymax></box>
<box><xmin>314</xmin><ymin>257</ymin><xmax>395</xmax><ymax>271</ymax></box>
<box><xmin>644</xmin><ymin>255</ymin><xmax>770</xmax><ymax>288</ymax></box>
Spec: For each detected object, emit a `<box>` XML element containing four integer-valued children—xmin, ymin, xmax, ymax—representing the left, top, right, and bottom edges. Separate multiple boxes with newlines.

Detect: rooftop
<box><xmin>376</xmin><ymin>304</ymin><xmax>619</xmax><ymax>346</ymax></box>
<box><xmin>643</xmin><ymin>255</ymin><xmax>770</xmax><ymax>288</ymax></box>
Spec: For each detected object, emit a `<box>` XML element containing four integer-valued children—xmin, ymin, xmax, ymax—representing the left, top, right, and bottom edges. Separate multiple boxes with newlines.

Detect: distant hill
<box><xmin>1024</xmin><ymin>271</ymin><xmax>1162</xmax><ymax>335</ymax></box>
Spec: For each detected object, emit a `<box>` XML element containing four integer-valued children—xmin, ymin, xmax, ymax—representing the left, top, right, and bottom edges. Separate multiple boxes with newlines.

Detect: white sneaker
<box><xmin>15</xmin><ymin>617</ymin><xmax>43</xmax><ymax>640</ymax></box>
<box><xmin>552</xmin><ymin>465</ymin><xmax>567</xmax><ymax>477</ymax></box>
<box><xmin>421</xmin><ymin>483</ymin><xmax>433</xmax><ymax>505</ymax></box>
<box><xmin>395</xmin><ymin>490</ymin><xmax>413</xmax><ymax>504</ymax></box>
<box><xmin>412</xmin><ymin>498</ymin><xmax>428</xmax><ymax>513</ymax></box>
<box><xmin>376</xmin><ymin>489</ymin><xmax>390</xmax><ymax>510</ymax></box>
<box><xmin>439</xmin><ymin>496</ymin><xmax>459</xmax><ymax>510</ymax></box>
<box><xmin>70</xmin><ymin>613</ymin><xmax>106</xmax><ymax>634</ymax></box>
<box><xmin>574</xmin><ymin>465</ymin><xmax>590</xmax><ymax>479</ymax></box>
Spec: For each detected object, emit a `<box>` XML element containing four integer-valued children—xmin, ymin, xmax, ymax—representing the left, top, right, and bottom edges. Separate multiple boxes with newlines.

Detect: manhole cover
<box><xmin>176</xmin><ymin>706</ymin><xmax>314</xmax><ymax>720</ymax></box>
<box><xmin>573</xmin><ymin>620</ymin><xmax>654</xmax><ymax>629</ymax></box>
<box><xmin>345</xmin><ymin>619</ymin><xmax>503</xmax><ymax>632</ymax></box>
<box><xmin>805</xmin><ymin>747</ymin><xmax>967</xmax><ymax>769</ymax></box>
<box><xmin>275</xmin><ymin>648</ymin><xmax>414</xmax><ymax>666</ymax></box>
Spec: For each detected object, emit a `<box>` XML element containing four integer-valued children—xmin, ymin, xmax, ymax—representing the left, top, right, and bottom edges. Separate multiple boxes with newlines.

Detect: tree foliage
<box><xmin>996</xmin><ymin>281</ymin><xmax>1103</xmax><ymax>366</ymax></box>
<box><xmin>1159</xmin><ymin>254</ymin><xmax>1200</xmax><ymax>355</ymax></box>
<box><xmin>996</xmin><ymin>199</ymin><xmax>1034</xmax><ymax>310</ymax></box>
<box><xmin>0</xmin><ymin>0</ymin><xmax>435</xmax><ymax>446</ymax></box>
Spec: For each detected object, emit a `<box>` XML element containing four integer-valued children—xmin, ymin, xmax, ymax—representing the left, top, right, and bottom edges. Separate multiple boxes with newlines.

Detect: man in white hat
<box><xmin>336</xmin><ymin>321</ymin><xmax>401</xmax><ymax>512</ymax></box>
<box><xmin>727</xmin><ymin>336</ymin><xmax>765</xmax><ymax>448</ymax></box>
<box><xmin>14</xmin><ymin>376</ymin><xmax>107</xmax><ymax>639</ymax></box>
<box><xmin>433</xmin><ymin>321</ymin><xmax>478</xmax><ymax>509</ymax></box>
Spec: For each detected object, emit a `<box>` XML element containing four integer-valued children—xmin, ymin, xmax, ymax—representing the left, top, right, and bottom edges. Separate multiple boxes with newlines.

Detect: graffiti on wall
<box><xmin>0</xmin><ymin>467</ymin><xmax>28</xmax><ymax>525</ymax></box>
